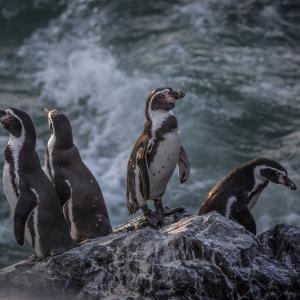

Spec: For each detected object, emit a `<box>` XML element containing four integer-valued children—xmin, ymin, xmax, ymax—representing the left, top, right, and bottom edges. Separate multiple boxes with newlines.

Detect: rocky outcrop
<box><xmin>0</xmin><ymin>210</ymin><xmax>299</xmax><ymax>300</ymax></box>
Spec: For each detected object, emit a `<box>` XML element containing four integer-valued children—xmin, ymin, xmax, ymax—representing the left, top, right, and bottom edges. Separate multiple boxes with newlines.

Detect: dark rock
<box><xmin>0</xmin><ymin>211</ymin><xmax>299</xmax><ymax>300</ymax></box>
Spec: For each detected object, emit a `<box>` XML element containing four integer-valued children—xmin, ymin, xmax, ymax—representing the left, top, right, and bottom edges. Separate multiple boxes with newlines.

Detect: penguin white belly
<box><xmin>3</xmin><ymin>162</ymin><xmax>18</xmax><ymax>212</ymax></box>
<box><xmin>149</xmin><ymin>131</ymin><xmax>181</xmax><ymax>198</ymax></box>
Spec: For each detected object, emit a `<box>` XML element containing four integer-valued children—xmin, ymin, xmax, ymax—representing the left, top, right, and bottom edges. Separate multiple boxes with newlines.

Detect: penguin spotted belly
<box><xmin>149</xmin><ymin>131</ymin><xmax>180</xmax><ymax>198</ymax></box>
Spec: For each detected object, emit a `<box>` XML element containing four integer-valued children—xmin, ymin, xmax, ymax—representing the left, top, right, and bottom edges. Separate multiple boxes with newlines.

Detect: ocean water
<box><xmin>0</xmin><ymin>0</ymin><xmax>300</xmax><ymax>267</ymax></box>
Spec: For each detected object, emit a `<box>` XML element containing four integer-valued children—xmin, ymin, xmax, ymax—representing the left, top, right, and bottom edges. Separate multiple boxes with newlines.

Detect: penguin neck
<box><xmin>145</xmin><ymin>109</ymin><xmax>174</xmax><ymax>137</ymax></box>
<box><xmin>247</xmin><ymin>165</ymin><xmax>269</xmax><ymax>197</ymax></box>
<box><xmin>8</xmin><ymin>132</ymin><xmax>35</xmax><ymax>153</ymax></box>
<box><xmin>50</xmin><ymin>129</ymin><xmax>73</xmax><ymax>150</ymax></box>
<box><xmin>6</xmin><ymin>131</ymin><xmax>27</xmax><ymax>196</ymax></box>
<box><xmin>252</xmin><ymin>165</ymin><xmax>269</xmax><ymax>183</ymax></box>
<box><xmin>8</xmin><ymin>133</ymin><xmax>25</xmax><ymax>151</ymax></box>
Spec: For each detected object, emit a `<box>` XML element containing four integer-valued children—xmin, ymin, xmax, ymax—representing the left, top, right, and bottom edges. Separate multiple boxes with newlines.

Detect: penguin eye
<box><xmin>275</xmin><ymin>171</ymin><xmax>281</xmax><ymax>176</ymax></box>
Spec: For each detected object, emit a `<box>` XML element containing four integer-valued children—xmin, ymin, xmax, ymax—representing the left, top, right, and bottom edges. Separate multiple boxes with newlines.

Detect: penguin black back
<box><xmin>47</xmin><ymin>110</ymin><xmax>73</xmax><ymax>149</ymax></box>
<box><xmin>199</xmin><ymin>158</ymin><xmax>297</xmax><ymax>234</ymax></box>
<box><xmin>45</xmin><ymin>109</ymin><xmax>112</xmax><ymax>241</ymax></box>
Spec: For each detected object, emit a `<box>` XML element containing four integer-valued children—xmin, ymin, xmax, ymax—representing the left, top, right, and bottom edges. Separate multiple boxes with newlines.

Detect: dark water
<box><xmin>0</xmin><ymin>0</ymin><xmax>300</xmax><ymax>267</ymax></box>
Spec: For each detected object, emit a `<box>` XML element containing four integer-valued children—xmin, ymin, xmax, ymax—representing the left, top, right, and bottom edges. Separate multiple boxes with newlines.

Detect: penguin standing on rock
<box><xmin>199</xmin><ymin>158</ymin><xmax>297</xmax><ymax>234</ymax></box>
<box><xmin>44</xmin><ymin>109</ymin><xmax>112</xmax><ymax>242</ymax></box>
<box><xmin>0</xmin><ymin>108</ymin><xmax>75</xmax><ymax>259</ymax></box>
<box><xmin>127</xmin><ymin>88</ymin><xmax>190</xmax><ymax>227</ymax></box>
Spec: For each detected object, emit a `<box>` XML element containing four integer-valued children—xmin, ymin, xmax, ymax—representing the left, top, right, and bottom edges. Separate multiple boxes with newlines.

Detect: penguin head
<box><xmin>0</xmin><ymin>108</ymin><xmax>36</xmax><ymax>149</ymax></box>
<box><xmin>252</xmin><ymin>158</ymin><xmax>297</xmax><ymax>190</ymax></box>
<box><xmin>44</xmin><ymin>108</ymin><xmax>73</xmax><ymax>149</ymax></box>
<box><xmin>145</xmin><ymin>87</ymin><xmax>185</xmax><ymax>116</ymax></box>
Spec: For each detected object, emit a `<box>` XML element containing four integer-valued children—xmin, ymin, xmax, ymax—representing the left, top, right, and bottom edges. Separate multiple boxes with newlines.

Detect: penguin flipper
<box><xmin>231</xmin><ymin>207</ymin><xmax>256</xmax><ymax>235</ymax></box>
<box><xmin>14</xmin><ymin>179</ymin><xmax>38</xmax><ymax>246</ymax></box>
<box><xmin>127</xmin><ymin>141</ymin><xmax>150</xmax><ymax>214</ymax></box>
<box><xmin>136</xmin><ymin>144</ymin><xmax>150</xmax><ymax>200</ymax></box>
<box><xmin>127</xmin><ymin>157</ymin><xmax>139</xmax><ymax>214</ymax></box>
<box><xmin>177</xmin><ymin>146</ymin><xmax>190</xmax><ymax>184</ymax></box>
<box><xmin>53</xmin><ymin>170</ymin><xmax>71</xmax><ymax>207</ymax></box>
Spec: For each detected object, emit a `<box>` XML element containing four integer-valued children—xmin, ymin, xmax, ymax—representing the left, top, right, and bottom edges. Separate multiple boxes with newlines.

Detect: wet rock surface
<box><xmin>0</xmin><ymin>210</ymin><xmax>299</xmax><ymax>300</ymax></box>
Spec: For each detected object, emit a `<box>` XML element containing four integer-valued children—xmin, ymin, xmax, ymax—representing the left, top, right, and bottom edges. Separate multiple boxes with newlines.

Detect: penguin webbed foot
<box><xmin>161</xmin><ymin>206</ymin><xmax>175</xmax><ymax>215</ymax></box>
<box><xmin>24</xmin><ymin>254</ymin><xmax>41</xmax><ymax>265</ymax></box>
<box><xmin>15</xmin><ymin>256</ymin><xmax>38</xmax><ymax>269</ymax></box>
<box><xmin>144</xmin><ymin>210</ymin><xmax>161</xmax><ymax>228</ymax></box>
<box><xmin>160</xmin><ymin>206</ymin><xmax>185</xmax><ymax>216</ymax></box>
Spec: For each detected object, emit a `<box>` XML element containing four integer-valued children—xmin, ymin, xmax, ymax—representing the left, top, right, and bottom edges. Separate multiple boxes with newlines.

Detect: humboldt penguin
<box><xmin>0</xmin><ymin>108</ymin><xmax>75</xmax><ymax>259</ymax></box>
<box><xmin>199</xmin><ymin>157</ymin><xmax>297</xmax><ymax>234</ymax></box>
<box><xmin>127</xmin><ymin>88</ymin><xmax>190</xmax><ymax>227</ymax></box>
<box><xmin>44</xmin><ymin>109</ymin><xmax>112</xmax><ymax>241</ymax></box>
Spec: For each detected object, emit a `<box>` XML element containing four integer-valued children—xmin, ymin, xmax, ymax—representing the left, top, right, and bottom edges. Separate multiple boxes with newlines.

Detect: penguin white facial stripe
<box><xmin>6</xmin><ymin>109</ymin><xmax>26</xmax><ymax>195</ymax></box>
<box><xmin>148</xmin><ymin>89</ymin><xmax>170</xmax><ymax>114</ymax></box>
<box><xmin>225</xmin><ymin>196</ymin><xmax>237</xmax><ymax>218</ymax></box>
<box><xmin>149</xmin><ymin>89</ymin><xmax>170</xmax><ymax>107</ymax></box>
<box><xmin>265</xmin><ymin>166</ymin><xmax>286</xmax><ymax>176</ymax></box>
<box><xmin>250</xmin><ymin>165</ymin><xmax>269</xmax><ymax>196</ymax></box>
<box><xmin>249</xmin><ymin>165</ymin><xmax>286</xmax><ymax>198</ymax></box>
<box><xmin>254</xmin><ymin>165</ymin><xmax>286</xmax><ymax>179</ymax></box>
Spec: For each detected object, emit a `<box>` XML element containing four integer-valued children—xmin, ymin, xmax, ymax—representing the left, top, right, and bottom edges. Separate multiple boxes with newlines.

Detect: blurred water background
<box><xmin>0</xmin><ymin>0</ymin><xmax>300</xmax><ymax>267</ymax></box>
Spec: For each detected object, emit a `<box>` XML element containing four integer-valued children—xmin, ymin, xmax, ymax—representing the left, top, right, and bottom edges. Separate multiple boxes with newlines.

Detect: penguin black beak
<box><xmin>283</xmin><ymin>176</ymin><xmax>297</xmax><ymax>190</ymax></box>
<box><xmin>171</xmin><ymin>90</ymin><xmax>185</xmax><ymax>100</ymax></box>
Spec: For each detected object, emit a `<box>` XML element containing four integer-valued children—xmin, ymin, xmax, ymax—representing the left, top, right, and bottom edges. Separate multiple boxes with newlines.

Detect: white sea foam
<box><xmin>4</xmin><ymin>0</ymin><xmax>298</xmax><ymax>231</ymax></box>
<box><xmin>22</xmin><ymin>29</ymin><xmax>156</xmax><ymax>225</ymax></box>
